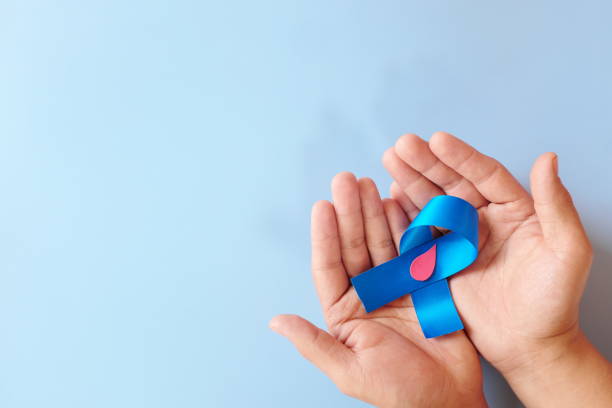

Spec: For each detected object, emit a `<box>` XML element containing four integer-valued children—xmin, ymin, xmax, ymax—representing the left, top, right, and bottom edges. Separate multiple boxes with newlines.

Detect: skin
<box><xmin>270</xmin><ymin>173</ymin><xmax>486</xmax><ymax>407</ymax></box>
<box><xmin>270</xmin><ymin>132</ymin><xmax>612</xmax><ymax>407</ymax></box>
<box><xmin>381</xmin><ymin>132</ymin><xmax>612</xmax><ymax>406</ymax></box>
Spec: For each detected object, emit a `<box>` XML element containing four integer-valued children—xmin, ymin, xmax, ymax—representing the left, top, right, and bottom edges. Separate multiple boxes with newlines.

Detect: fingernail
<box><xmin>552</xmin><ymin>154</ymin><xmax>558</xmax><ymax>175</ymax></box>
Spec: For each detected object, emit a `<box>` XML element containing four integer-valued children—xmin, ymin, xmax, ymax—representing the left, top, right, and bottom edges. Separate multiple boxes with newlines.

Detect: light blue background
<box><xmin>1</xmin><ymin>1</ymin><xmax>611</xmax><ymax>407</ymax></box>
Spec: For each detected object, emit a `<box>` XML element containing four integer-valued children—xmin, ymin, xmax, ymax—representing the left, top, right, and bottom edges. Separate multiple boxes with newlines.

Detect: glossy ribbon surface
<box><xmin>351</xmin><ymin>195</ymin><xmax>479</xmax><ymax>338</ymax></box>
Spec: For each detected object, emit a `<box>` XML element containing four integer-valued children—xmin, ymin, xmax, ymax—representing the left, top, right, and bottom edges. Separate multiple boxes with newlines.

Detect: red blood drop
<box><xmin>410</xmin><ymin>244</ymin><xmax>437</xmax><ymax>281</ymax></box>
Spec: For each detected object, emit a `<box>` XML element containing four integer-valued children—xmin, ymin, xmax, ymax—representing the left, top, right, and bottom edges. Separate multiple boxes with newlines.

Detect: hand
<box><xmin>383</xmin><ymin>132</ymin><xmax>611</xmax><ymax>406</ymax></box>
<box><xmin>270</xmin><ymin>173</ymin><xmax>486</xmax><ymax>408</ymax></box>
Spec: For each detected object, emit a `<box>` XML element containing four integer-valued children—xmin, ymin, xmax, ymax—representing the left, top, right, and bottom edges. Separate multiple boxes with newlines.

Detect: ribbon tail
<box><xmin>412</xmin><ymin>279</ymin><xmax>464</xmax><ymax>338</ymax></box>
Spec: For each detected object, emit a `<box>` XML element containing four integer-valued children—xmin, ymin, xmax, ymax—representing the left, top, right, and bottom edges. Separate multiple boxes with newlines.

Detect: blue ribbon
<box><xmin>351</xmin><ymin>195</ymin><xmax>478</xmax><ymax>338</ymax></box>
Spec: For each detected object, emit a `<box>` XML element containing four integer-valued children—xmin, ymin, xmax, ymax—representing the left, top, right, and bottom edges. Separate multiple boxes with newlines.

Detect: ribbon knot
<box><xmin>351</xmin><ymin>195</ymin><xmax>479</xmax><ymax>338</ymax></box>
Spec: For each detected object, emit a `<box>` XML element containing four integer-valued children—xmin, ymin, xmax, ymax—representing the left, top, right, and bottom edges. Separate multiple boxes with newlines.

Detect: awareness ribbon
<box><xmin>351</xmin><ymin>195</ymin><xmax>479</xmax><ymax>338</ymax></box>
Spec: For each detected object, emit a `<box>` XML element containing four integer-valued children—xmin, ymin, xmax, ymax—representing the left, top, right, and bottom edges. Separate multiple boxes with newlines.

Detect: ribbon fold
<box><xmin>351</xmin><ymin>195</ymin><xmax>478</xmax><ymax>338</ymax></box>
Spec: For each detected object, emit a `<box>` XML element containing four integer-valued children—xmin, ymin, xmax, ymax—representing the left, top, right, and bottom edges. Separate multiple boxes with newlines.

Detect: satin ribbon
<box><xmin>351</xmin><ymin>195</ymin><xmax>479</xmax><ymax>338</ymax></box>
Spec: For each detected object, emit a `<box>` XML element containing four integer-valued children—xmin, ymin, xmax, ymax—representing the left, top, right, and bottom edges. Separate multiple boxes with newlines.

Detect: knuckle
<box><xmin>370</xmin><ymin>237</ymin><xmax>394</xmax><ymax>250</ymax></box>
<box><xmin>343</xmin><ymin>235</ymin><xmax>366</xmax><ymax>250</ymax></box>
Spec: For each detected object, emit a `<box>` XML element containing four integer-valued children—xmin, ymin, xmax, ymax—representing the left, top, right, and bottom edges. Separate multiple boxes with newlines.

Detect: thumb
<box><xmin>530</xmin><ymin>152</ymin><xmax>592</xmax><ymax>259</ymax></box>
<box><xmin>269</xmin><ymin>314</ymin><xmax>354</xmax><ymax>386</ymax></box>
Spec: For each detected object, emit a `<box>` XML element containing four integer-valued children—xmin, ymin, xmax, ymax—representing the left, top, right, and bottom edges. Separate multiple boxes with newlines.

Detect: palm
<box><xmin>383</xmin><ymin>132</ymin><xmax>592</xmax><ymax>371</ymax></box>
<box><xmin>452</xmin><ymin>202</ymin><xmax>587</xmax><ymax>364</ymax></box>
<box><xmin>327</xmin><ymin>286</ymin><xmax>479</xmax><ymax>407</ymax></box>
<box><xmin>271</xmin><ymin>172</ymin><xmax>485</xmax><ymax>407</ymax></box>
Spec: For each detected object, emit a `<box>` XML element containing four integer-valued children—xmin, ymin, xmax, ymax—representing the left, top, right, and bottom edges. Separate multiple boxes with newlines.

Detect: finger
<box><xmin>530</xmin><ymin>153</ymin><xmax>592</xmax><ymax>260</ymax></box>
<box><xmin>358</xmin><ymin>178</ymin><xmax>397</xmax><ymax>266</ymax></box>
<box><xmin>331</xmin><ymin>172</ymin><xmax>371</xmax><ymax>277</ymax></box>
<box><xmin>269</xmin><ymin>315</ymin><xmax>354</xmax><ymax>385</ymax></box>
<box><xmin>395</xmin><ymin>134</ymin><xmax>488</xmax><ymax>208</ymax></box>
<box><xmin>311</xmin><ymin>200</ymin><xmax>350</xmax><ymax>311</ymax></box>
<box><xmin>389</xmin><ymin>182</ymin><xmax>420</xmax><ymax>220</ymax></box>
<box><xmin>382</xmin><ymin>147</ymin><xmax>444</xmax><ymax>208</ymax></box>
<box><xmin>379</xmin><ymin>200</ymin><xmax>414</xmax><ymax>308</ymax></box>
<box><xmin>429</xmin><ymin>132</ymin><xmax>530</xmax><ymax>205</ymax></box>
<box><xmin>391</xmin><ymin>182</ymin><xmax>444</xmax><ymax>239</ymax></box>
<box><xmin>382</xmin><ymin>198</ymin><xmax>410</xmax><ymax>250</ymax></box>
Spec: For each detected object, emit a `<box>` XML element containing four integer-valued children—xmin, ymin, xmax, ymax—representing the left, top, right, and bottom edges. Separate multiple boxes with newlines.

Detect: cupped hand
<box><xmin>270</xmin><ymin>173</ymin><xmax>486</xmax><ymax>408</ymax></box>
<box><xmin>382</xmin><ymin>132</ymin><xmax>593</xmax><ymax>378</ymax></box>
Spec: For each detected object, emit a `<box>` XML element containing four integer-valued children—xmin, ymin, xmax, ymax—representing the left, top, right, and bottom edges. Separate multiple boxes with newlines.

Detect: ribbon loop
<box><xmin>351</xmin><ymin>195</ymin><xmax>479</xmax><ymax>338</ymax></box>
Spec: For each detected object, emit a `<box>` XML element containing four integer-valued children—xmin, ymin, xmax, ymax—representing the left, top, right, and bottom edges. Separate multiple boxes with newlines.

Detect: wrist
<box><xmin>499</xmin><ymin>328</ymin><xmax>612</xmax><ymax>407</ymax></box>
<box><xmin>496</xmin><ymin>325</ymin><xmax>582</xmax><ymax>382</ymax></box>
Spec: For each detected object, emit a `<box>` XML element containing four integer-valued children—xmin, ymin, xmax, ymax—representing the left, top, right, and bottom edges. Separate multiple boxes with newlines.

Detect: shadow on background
<box><xmin>581</xmin><ymin>242</ymin><xmax>612</xmax><ymax>360</ymax></box>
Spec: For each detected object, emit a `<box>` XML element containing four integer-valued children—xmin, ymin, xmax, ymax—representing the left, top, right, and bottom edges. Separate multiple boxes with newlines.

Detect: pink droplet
<box><xmin>410</xmin><ymin>244</ymin><xmax>437</xmax><ymax>281</ymax></box>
